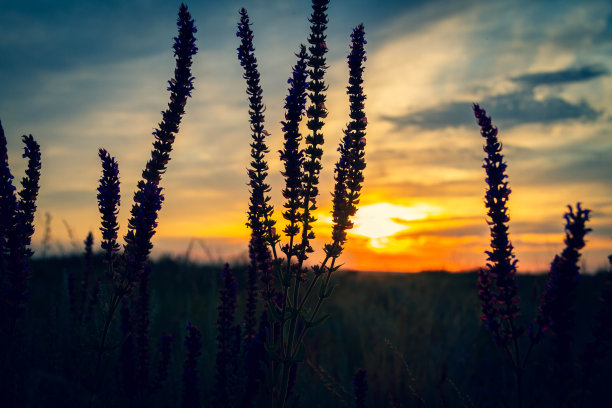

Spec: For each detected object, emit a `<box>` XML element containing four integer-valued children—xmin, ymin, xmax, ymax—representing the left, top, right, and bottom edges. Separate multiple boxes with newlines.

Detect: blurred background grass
<box><xmin>23</xmin><ymin>255</ymin><xmax>610</xmax><ymax>407</ymax></box>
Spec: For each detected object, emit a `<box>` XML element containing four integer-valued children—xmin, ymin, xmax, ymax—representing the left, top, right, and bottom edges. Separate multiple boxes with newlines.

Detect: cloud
<box><xmin>381</xmin><ymin>89</ymin><xmax>602</xmax><ymax>130</ymax></box>
<box><xmin>511</xmin><ymin>65</ymin><xmax>609</xmax><ymax>87</ymax></box>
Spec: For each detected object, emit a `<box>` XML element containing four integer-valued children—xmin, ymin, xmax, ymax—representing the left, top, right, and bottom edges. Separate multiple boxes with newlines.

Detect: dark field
<box><xmin>11</xmin><ymin>255</ymin><xmax>610</xmax><ymax>407</ymax></box>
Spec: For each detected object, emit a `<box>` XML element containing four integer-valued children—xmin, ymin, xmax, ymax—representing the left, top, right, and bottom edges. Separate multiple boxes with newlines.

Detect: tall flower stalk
<box><xmin>473</xmin><ymin>104</ymin><xmax>524</xmax><ymax>407</ymax></box>
<box><xmin>89</xmin><ymin>5</ymin><xmax>197</xmax><ymax>405</ymax></box>
<box><xmin>236</xmin><ymin>4</ymin><xmax>367</xmax><ymax>406</ymax></box>
<box><xmin>0</xmin><ymin>122</ymin><xmax>41</xmax><ymax>341</ymax></box>
<box><xmin>532</xmin><ymin>204</ymin><xmax>590</xmax><ymax>404</ymax></box>
<box><xmin>474</xmin><ymin>105</ymin><xmax>594</xmax><ymax>408</ymax></box>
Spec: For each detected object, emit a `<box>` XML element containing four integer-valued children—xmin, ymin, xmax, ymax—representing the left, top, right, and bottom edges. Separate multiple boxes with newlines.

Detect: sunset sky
<box><xmin>1</xmin><ymin>0</ymin><xmax>611</xmax><ymax>272</ymax></box>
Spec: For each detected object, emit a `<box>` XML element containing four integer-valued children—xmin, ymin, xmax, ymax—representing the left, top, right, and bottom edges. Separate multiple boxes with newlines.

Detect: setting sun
<box><xmin>350</xmin><ymin>202</ymin><xmax>439</xmax><ymax>249</ymax></box>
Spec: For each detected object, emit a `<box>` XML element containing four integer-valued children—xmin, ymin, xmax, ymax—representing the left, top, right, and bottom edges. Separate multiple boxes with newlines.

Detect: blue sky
<box><xmin>1</xmin><ymin>0</ymin><xmax>611</xmax><ymax>271</ymax></box>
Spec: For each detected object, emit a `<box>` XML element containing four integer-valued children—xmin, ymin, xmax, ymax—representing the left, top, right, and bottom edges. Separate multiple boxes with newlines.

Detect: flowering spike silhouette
<box><xmin>16</xmin><ymin>134</ymin><xmax>41</xmax><ymax>255</ymax></box>
<box><xmin>473</xmin><ymin>103</ymin><xmax>521</xmax><ymax>346</ymax></box>
<box><xmin>326</xmin><ymin>23</ymin><xmax>367</xmax><ymax>259</ymax></box>
<box><xmin>236</xmin><ymin>8</ymin><xmax>276</xmax><ymax>305</ymax></box>
<box><xmin>533</xmin><ymin>204</ymin><xmax>590</xmax><ymax>400</ymax></box>
<box><xmin>280</xmin><ymin>45</ymin><xmax>309</xmax><ymax>261</ymax></box>
<box><xmin>300</xmin><ymin>0</ymin><xmax>331</xmax><ymax>258</ymax></box>
<box><xmin>0</xmin><ymin>122</ymin><xmax>41</xmax><ymax>336</ymax></box>
<box><xmin>153</xmin><ymin>333</ymin><xmax>174</xmax><ymax>391</ymax></box>
<box><xmin>124</xmin><ymin>3</ymin><xmax>197</xmax><ymax>292</ymax></box>
<box><xmin>235</xmin><ymin>5</ymin><xmax>367</xmax><ymax>407</ymax></box>
<box><xmin>97</xmin><ymin>148</ymin><xmax>120</xmax><ymax>267</ymax></box>
<box><xmin>353</xmin><ymin>368</ymin><xmax>368</xmax><ymax>408</ymax></box>
<box><xmin>182</xmin><ymin>322</ymin><xmax>202</xmax><ymax>408</ymax></box>
<box><xmin>89</xmin><ymin>6</ymin><xmax>197</xmax><ymax>403</ymax></box>
<box><xmin>79</xmin><ymin>232</ymin><xmax>94</xmax><ymax>322</ymax></box>
<box><xmin>215</xmin><ymin>263</ymin><xmax>237</xmax><ymax>408</ymax></box>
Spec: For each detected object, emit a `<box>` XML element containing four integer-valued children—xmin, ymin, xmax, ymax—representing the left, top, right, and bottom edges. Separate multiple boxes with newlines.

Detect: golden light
<box><xmin>350</xmin><ymin>202</ymin><xmax>439</xmax><ymax>249</ymax></box>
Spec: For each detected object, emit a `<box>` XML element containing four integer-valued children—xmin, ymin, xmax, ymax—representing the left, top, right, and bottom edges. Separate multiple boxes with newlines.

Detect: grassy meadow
<box><xmin>16</xmin><ymin>255</ymin><xmax>610</xmax><ymax>407</ymax></box>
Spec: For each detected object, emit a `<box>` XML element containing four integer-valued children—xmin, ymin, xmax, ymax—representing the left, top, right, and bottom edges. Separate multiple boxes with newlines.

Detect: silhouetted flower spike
<box><xmin>473</xmin><ymin>104</ymin><xmax>521</xmax><ymax>342</ymax></box>
<box><xmin>534</xmin><ymin>204</ymin><xmax>590</xmax><ymax>356</ymax></box>
<box><xmin>280</xmin><ymin>45</ymin><xmax>309</xmax><ymax>257</ymax></box>
<box><xmin>0</xmin><ymin>123</ymin><xmax>40</xmax><ymax>328</ymax></box>
<box><xmin>237</xmin><ymin>9</ymin><xmax>276</xmax><ymax>318</ymax></box>
<box><xmin>142</xmin><ymin>3</ymin><xmax>197</xmax><ymax>187</ymax></box>
<box><xmin>123</xmin><ymin>4</ymin><xmax>196</xmax><ymax>289</ymax></box>
<box><xmin>353</xmin><ymin>368</ymin><xmax>368</xmax><ymax>408</ymax></box>
<box><xmin>579</xmin><ymin>253</ymin><xmax>612</xmax><ymax>400</ymax></box>
<box><xmin>478</xmin><ymin>267</ymin><xmax>505</xmax><ymax>346</ymax></box>
<box><xmin>16</xmin><ymin>134</ymin><xmax>41</xmax><ymax>253</ymax></box>
<box><xmin>123</xmin><ymin>181</ymin><xmax>164</xmax><ymax>291</ymax></box>
<box><xmin>215</xmin><ymin>263</ymin><xmax>237</xmax><ymax>408</ymax></box>
<box><xmin>119</xmin><ymin>300</ymin><xmax>137</xmax><ymax>397</ymax></box>
<box><xmin>153</xmin><ymin>333</ymin><xmax>174</xmax><ymax>390</ymax></box>
<box><xmin>244</xmin><ymin>238</ymin><xmax>259</xmax><ymax>342</ymax></box>
<box><xmin>326</xmin><ymin>24</ymin><xmax>367</xmax><ymax>258</ymax></box>
<box><xmin>301</xmin><ymin>0</ymin><xmax>331</xmax><ymax>256</ymax></box>
<box><xmin>237</xmin><ymin>8</ymin><xmax>278</xmax><ymax>248</ymax></box>
<box><xmin>0</xmin><ymin>120</ymin><xmax>17</xmax><ymax>261</ymax></box>
<box><xmin>80</xmin><ymin>232</ymin><xmax>94</xmax><ymax>320</ymax></box>
<box><xmin>97</xmin><ymin>149</ymin><xmax>120</xmax><ymax>266</ymax></box>
<box><xmin>182</xmin><ymin>322</ymin><xmax>202</xmax><ymax>408</ymax></box>
<box><xmin>134</xmin><ymin>265</ymin><xmax>152</xmax><ymax>390</ymax></box>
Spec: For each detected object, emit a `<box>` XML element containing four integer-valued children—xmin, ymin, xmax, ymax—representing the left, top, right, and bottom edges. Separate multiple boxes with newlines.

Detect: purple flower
<box><xmin>236</xmin><ymin>8</ymin><xmax>276</xmax><ymax>306</ymax></box>
<box><xmin>182</xmin><ymin>322</ymin><xmax>202</xmax><ymax>408</ymax></box>
<box><xmin>353</xmin><ymin>368</ymin><xmax>368</xmax><ymax>408</ymax></box>
<box><xmin>97</xmin><ymin>148</ymin><xmax>120</xmax><ymax>266</ymax></box>
<box><xmin>153</xmin><ymin>333</ymin><xmax>174</xmax><ymax>390</ymax></box>
<box><xmin>533</xmin><ymin>204</ymin><xmax>590</xmax><ymax>385</ymax></box>
<box><xmin>141</xmin><ymin>3</ymin><xmax>197</xmax><ymax>186</ymax></box>
<box><xmin>473</xmin><ymin>104</ymin><xmax>521</xmax><ymax>346</ymax></box>
<box><xmin>326</xmin><ymin>24</ymin><xmax>367</xmax><ymax>259</ymax></box>
<box><xmin>133</xmin><ymin>265</ymin><xmax>152</xmax><ymax>390</ymax></box>
<box><xmin>244</xmin><ymin>238</ymin><xmax>259</xmax><ymax>342</ymax></box>
<box><xmin>215</xmin><ymin>263</ymin><xmax>237</xmax><ymax>408</ymax></box>
<box><xmin>80</xmin><ymin>232</ymin><xmax>94</xmax><ymax>318</ymax></box>
<box><xmin>16</xmin><ymin>134</ymin><xmax>41</xmax><ymax>254</ymax></box>
<box><xmin>280</xmin><ymin>45</ymin><xmax>309</xmax><ymax>259</ymax></box>
<box><xmin>0</xmin><ymin>122</ymin><xmax>41</xmax><ymax>331</ymax></box>
<box><xmin>119</xmin><ymin>300</ymin><xmax>137</xmax><ymax>398</ymax></box>
<box><xmin>300</xmin><ymin>0</ymin><xmax>331</xmax><ymax>257</ymax></box>
<box><xmin>123</xmin><ymin>3</ymin><xmax>196</xmax><ymax>292</ymax></box>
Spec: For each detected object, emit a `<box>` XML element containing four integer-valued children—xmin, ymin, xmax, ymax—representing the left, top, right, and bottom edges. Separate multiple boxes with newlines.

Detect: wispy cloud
<box><xmin>511</xmin><ymin>65</ymin><xmax>609</xmax><ymax>87</ymax></box>
<box><xmin>381</xmin><ymin>89</ymin><xmax>602</xmax><ymax>130</ymax></box>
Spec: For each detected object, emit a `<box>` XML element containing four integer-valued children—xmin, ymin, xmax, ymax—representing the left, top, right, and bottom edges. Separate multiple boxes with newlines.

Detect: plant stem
<box><xmin>88</xmin><ymin>291</ymin><xmax>122</xmax><ymax>408</ymax></box>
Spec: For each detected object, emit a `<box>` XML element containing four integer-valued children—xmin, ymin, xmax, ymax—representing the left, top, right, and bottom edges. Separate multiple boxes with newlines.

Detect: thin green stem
<box><xmin>88</xmin><ymin>290</ymin><xmax>122</xmax><ymax>408</ymax></box>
